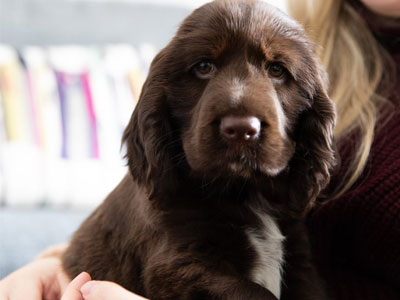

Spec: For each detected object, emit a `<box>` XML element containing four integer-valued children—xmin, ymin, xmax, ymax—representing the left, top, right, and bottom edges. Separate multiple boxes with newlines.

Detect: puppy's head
<box><xmin>123</xmin><ymin>0</ymin><xmax>336</xmax><ymax>209</ymax></box>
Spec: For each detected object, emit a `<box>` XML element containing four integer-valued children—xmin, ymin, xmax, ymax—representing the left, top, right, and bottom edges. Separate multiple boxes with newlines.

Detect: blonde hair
<box><xmin>287</xmin><ymin>0</ymin><xmax>393</xmax><ymax>197</ymax></box>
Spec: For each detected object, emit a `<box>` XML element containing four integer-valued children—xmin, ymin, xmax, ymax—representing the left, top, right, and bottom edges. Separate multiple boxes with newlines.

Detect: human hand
<box><xmin>0</xmin><ymin>260</ymin><xmax>149</xmax><ymax>300</ymax></box>
<box><xmin>79</xmin><ymin>280</ymin><xmax>149</xmax><ymax>300</ymax></box>
<box><xmin>0</xmin><ymin>243</ymin><xmax>149</xmax><ymax>300</ymax></box>
<box><xmin>0</xmin><ymin>256</ymin><xmax>70</xmax><ymax>300</ymax></box>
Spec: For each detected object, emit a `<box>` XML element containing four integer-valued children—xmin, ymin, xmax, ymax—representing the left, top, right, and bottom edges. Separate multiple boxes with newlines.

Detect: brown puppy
<box><xmin>63</xmin><ymin>1</ymin><xmax>336</xmax><ymax>299</ymax></box>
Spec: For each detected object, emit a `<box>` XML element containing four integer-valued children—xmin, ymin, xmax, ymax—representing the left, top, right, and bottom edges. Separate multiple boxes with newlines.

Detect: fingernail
<box><xmin>81</xmin><ymin>281</ymin><xmax>99</xmax><ymax>296</ymax></box>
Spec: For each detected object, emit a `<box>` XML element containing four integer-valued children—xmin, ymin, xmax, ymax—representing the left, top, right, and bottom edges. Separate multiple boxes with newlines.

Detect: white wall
<box><xmin>67</xmin><ymin>0</ymin><xmax>287</xmax><ymax>11</ymax></box>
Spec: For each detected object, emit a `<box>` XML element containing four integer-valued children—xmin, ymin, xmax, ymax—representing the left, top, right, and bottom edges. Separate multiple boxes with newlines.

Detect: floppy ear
<box><xmin>122</xmin><ymin>49</ymin><xmax>178</xmax><ymax>198</ymax></box>
<box><xmin>289</xmin><ymin>67</ymin><xmax>337</xmax><ymax>214</ymax></box>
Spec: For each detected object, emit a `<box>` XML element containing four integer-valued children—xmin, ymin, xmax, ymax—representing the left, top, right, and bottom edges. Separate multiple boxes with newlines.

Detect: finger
<box><xmin>81</xmin><ymin>281</ymin><xmax>148</xmax><ymax>300</ymax></box>
<box><xmin>61</xmin><ymin>272</ymin><xmax>91</xmax><ymax>300</ymax></box>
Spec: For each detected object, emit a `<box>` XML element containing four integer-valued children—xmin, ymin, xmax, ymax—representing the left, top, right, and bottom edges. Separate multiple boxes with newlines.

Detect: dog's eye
<box><xmin>268</xmin><ymin>62</ymin><xmax>286</xmax><ymax>79</ymax></box>
<box><xmin>193</xmin><ymin>60</ymin><xmax>216</xmax><ymax>79</ymax></box>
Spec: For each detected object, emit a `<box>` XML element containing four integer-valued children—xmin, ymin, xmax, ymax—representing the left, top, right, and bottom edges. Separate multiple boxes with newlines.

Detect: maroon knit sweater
<box><xmin>307</xmin><ymin>4</ymin><xmax>400</xmax><ymax>300</ymax></box>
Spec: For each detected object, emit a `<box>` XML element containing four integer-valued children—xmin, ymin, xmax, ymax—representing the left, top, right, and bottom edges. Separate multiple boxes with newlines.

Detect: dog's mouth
<box><xmin>223</xmin><ymin>149</ymin><xmax>290</xmax><ymax>178</ymax></box>
<box><xmin>227</xmin><ymin>160</ymin><xmax>257</xmax><ymax>178</ymax></box>
<box><xmin>183</xmin><ymin>117</ymin><xmax>295</xmax><ymax>180</ymax></box>
<box><xmin>187</xmin><ymin>144</ymin><xmax>291</xmax><ymax>180</ymax></box>
<box><xmin>223</xmin><ymin>148</ymin><xmax>259</xmax><ymax>174</ymax></box>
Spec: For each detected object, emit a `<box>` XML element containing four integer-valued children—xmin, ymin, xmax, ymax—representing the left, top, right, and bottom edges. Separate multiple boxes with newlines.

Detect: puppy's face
<box><xmin>124</xmin><ymin>0</ymin><xmax>336</xmax><ymax>204</ymax></box>
<box><xmin>164</xmin><ymin>1</ymin><xmax>326</xmax><ymax>179</ymax></box>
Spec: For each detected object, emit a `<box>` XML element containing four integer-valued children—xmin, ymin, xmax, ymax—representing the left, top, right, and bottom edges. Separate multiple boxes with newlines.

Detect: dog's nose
<box><xmin>220</xmin><ymin>116</ymin><xmax>261</xmax><ymax>142</ymax></box>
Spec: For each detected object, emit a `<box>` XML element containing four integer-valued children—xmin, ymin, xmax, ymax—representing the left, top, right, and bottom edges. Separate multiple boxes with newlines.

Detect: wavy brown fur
<box><xmin>63</xmin><ymin>1</ymin><xmax>336</xmax><ymax>299</ymax></box>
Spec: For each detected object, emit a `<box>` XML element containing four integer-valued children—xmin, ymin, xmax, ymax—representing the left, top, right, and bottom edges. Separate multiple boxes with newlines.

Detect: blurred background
<box><xmin>0</xmin><ymin>0</ymin><xmax>286</xmax><ymax>278</ymax></box>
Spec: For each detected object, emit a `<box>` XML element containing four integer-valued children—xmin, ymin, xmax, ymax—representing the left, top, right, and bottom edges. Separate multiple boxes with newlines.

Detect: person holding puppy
<box><xmin>1</xmin><ymin>0</ymin><xmax>399</xmax><ymax>299</ymax></box>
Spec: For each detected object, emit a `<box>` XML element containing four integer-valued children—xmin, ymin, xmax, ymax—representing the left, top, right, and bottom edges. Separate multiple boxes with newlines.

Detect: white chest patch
<box><xmin>246</xmin><ymin>211</ymin><xmax>285</xmax><ymax>299</ymax></box>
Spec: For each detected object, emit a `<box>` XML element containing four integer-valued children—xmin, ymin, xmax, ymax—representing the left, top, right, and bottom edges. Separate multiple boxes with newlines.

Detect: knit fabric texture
<box><xmin>307</xmin><ymin>5</ymin><xmax>400</xmax><ymax>299</ymax></box>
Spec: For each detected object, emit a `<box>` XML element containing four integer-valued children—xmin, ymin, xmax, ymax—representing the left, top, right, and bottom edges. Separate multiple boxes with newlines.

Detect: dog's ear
<box><xmin>289</xmin><ymin>64</ymin><xmax>337</xmax><ymax>214</ymax></box>
<box><xmin>122</xmin><ymin>48</ymin><xmax>178</xmax><ymax>198</ymax></box>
